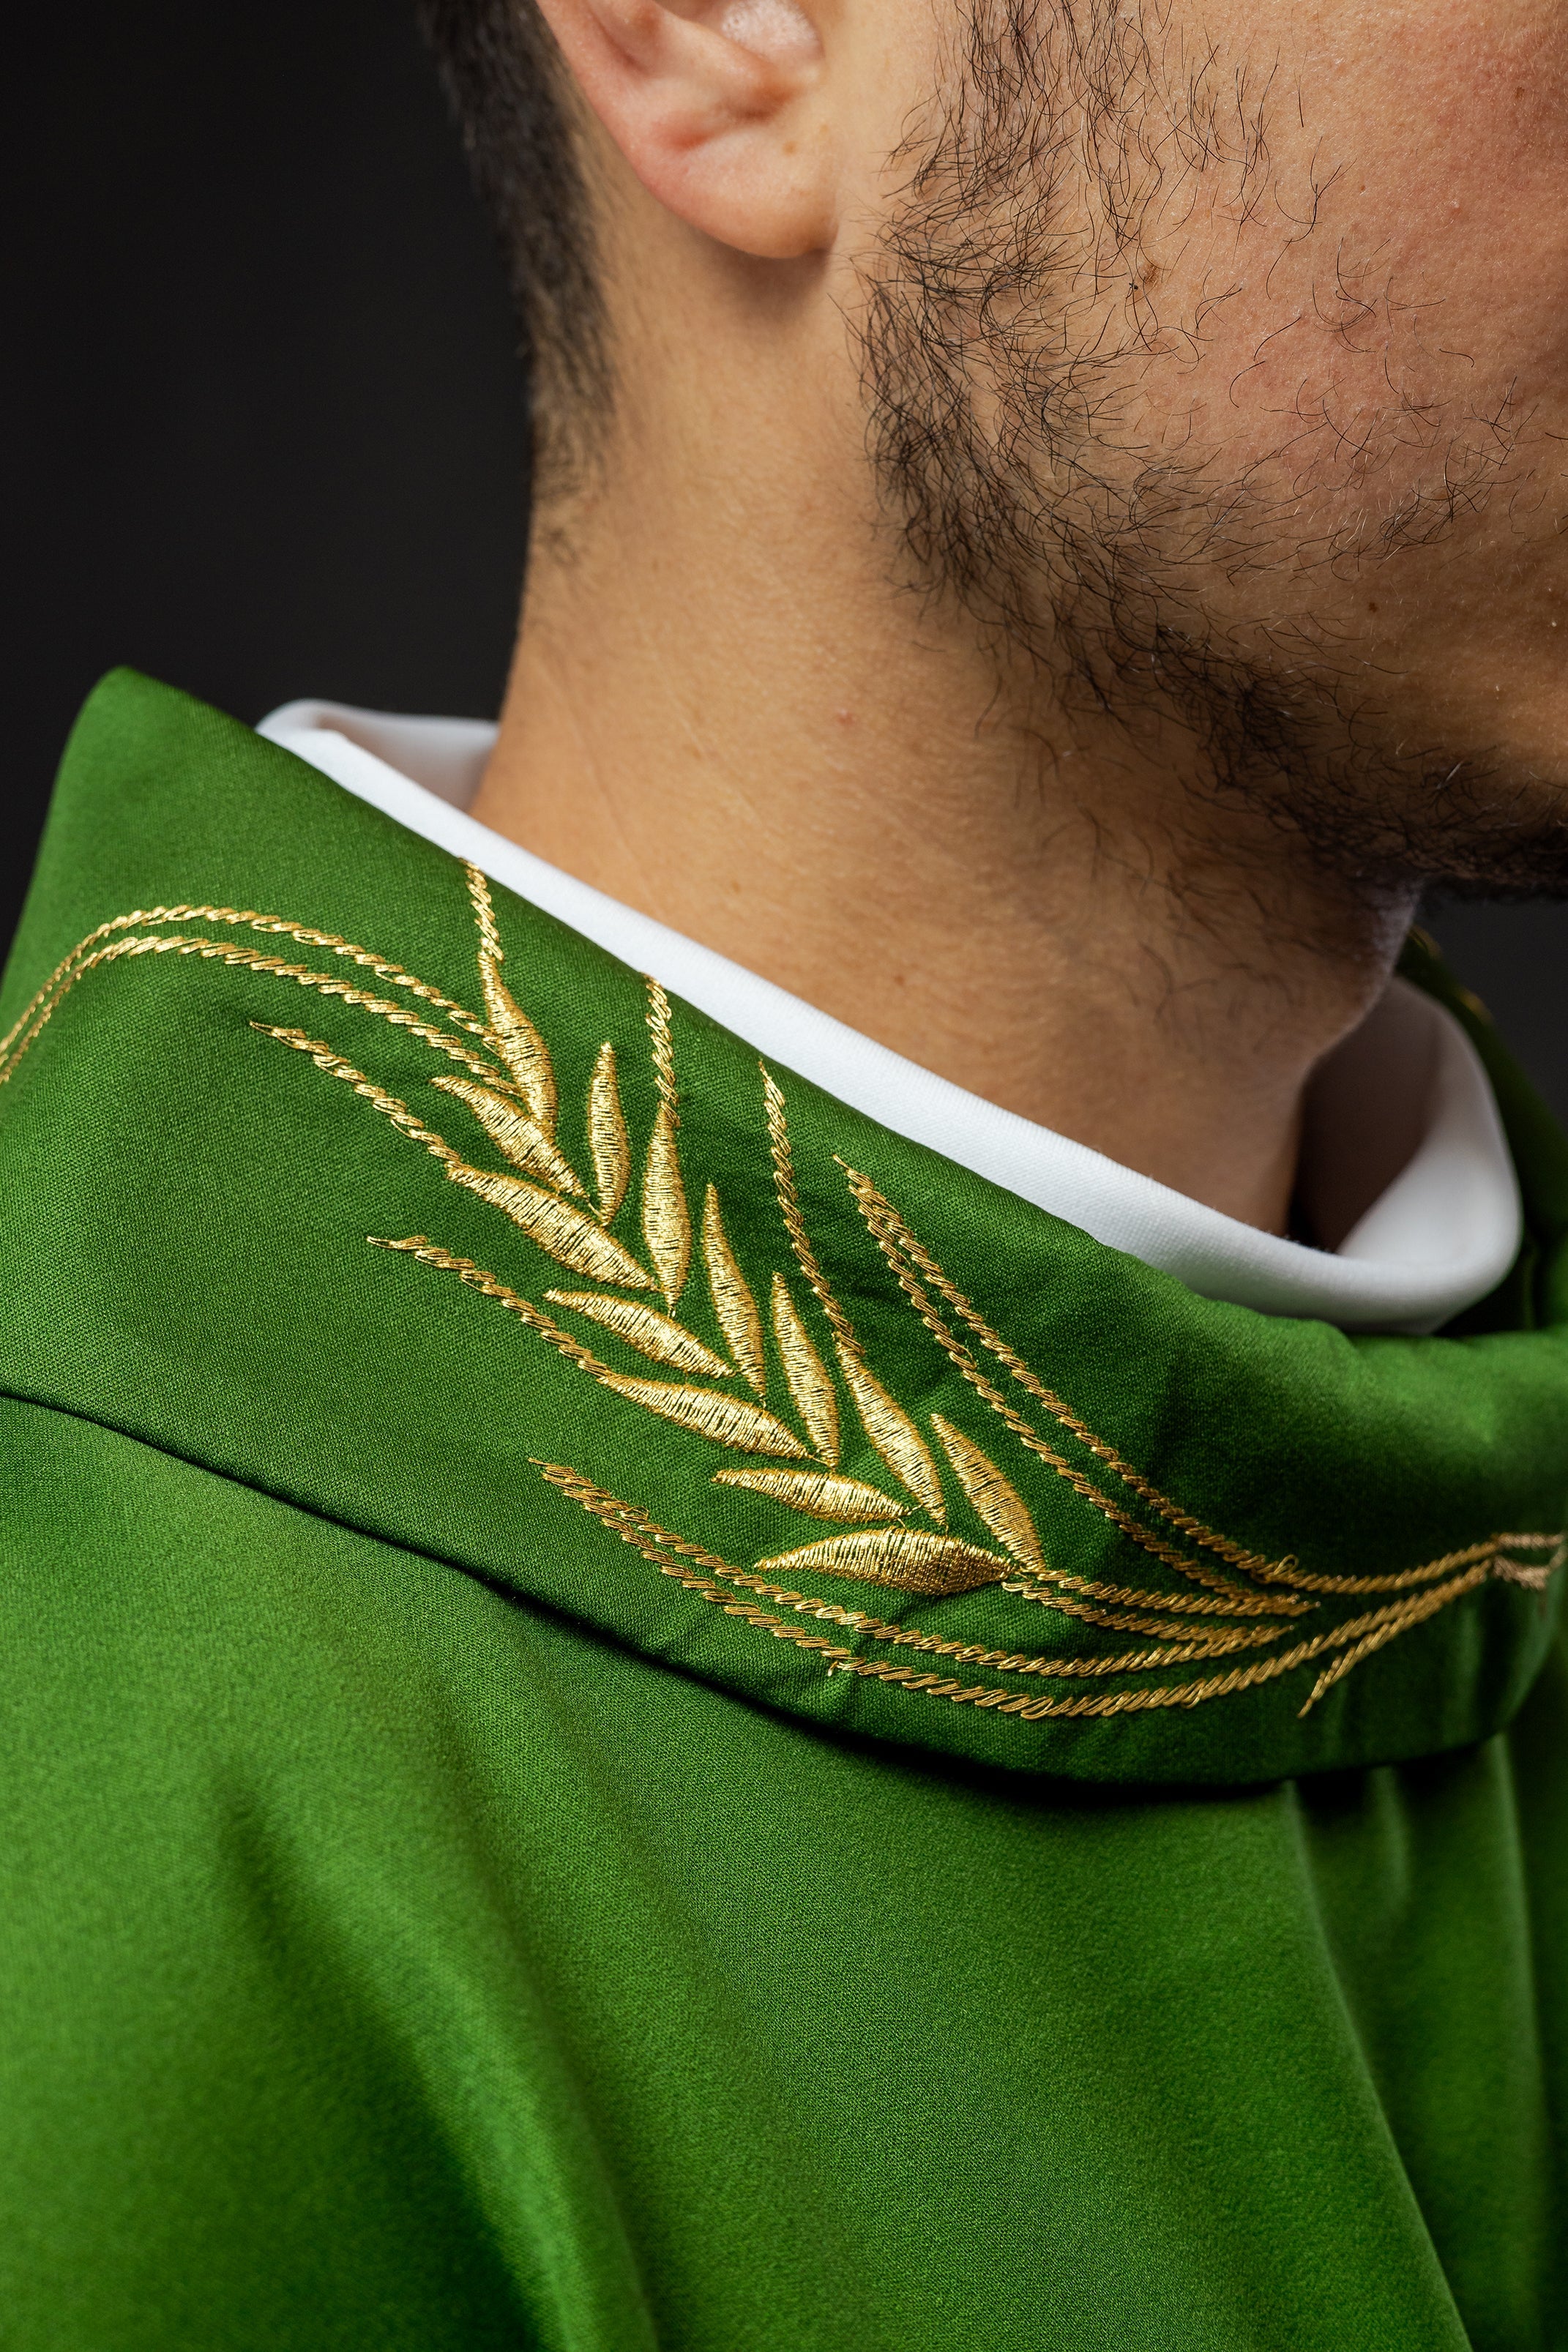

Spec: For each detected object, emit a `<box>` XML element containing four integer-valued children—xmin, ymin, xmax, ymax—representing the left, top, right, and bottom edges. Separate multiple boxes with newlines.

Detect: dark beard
<box><xmin>854</xmin><ymin>0</ymin><xmax>1568</xmax><ymax>897</ymax></box>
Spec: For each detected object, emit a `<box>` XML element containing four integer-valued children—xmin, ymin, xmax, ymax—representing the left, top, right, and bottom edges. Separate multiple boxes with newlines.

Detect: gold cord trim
<box><xmin>539</xmin><ymin>1467</ymin><xmax>1299</xmax><ymax>1682</ymax></box>
<box><xmin>463</xmin><ymin>862</ymin><xmax>506</xmax><ymax>966</ymax></box>
<box><xmin>0</xmin><ymin>903</ymin><xmax>490</xmax><ymax>1083</ymax></box>
<box><xmin>2</xmin><ymin>932</ymin><xmax>507</xmax><ymax>1093</ymax></box>
<box><xmin>844</xmin><ymin>1166</ymin><xmax>1300</xmax><ymax>1614</ymax></box>
<box><xmin>645</xmin><ymin>978</ymin><xmax>679</xmax><ymax>1122</ymax></box>
<box><xmin>832</xmin><ymin>1558</ymin><xmax>1497</xmax><ymax>1719</ymax></box>
<box><xmin>763</xmin><ymin>1066</ymin><xmax>854</xmax><ymax>1350</ymax></box>
<box><xmin>254</xmin><ymin>1027</ymin><xmax>460</xmax><ymax>1157</ymax></box>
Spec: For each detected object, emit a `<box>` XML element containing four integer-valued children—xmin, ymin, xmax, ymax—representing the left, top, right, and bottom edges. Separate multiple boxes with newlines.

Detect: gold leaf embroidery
<box><xmin>772</xmin><ymin>1275</ymin><xmax>840</xmax><ymax>1466</ymax></box>
<box><xmin>597</xmin><ymin>1373</ymin><xmax>810</xmax><ymax>1457</ymax></box>
<box><xmin>703</xmin><ymin>1186</ymin><xmax>766</xmax><ymax>1395</ymax></box>
<box><xmin>643</xmin><ymin>1102</ymin><xmax>691</xmax><ymax>1307</ymax></box>
<box><xmin>446</xmin><ymin>1162</ymin><xmax>652</xmax><ymax>1287</ymax></box>
<box><xmin>836</xmin><ymin>1347</ymin><xmax>947</xmax><ymax>1523</ymax></box>
<box><xmin>931</xmin><ymin>1413</ymin><xmax>1044</xmax><ymax>1575</ymax></box>
<box><xmin>23</xmin><ymin>881</ymin><xmax>1557</xmax><ymax>1734</ymax></box>
<box><xmin>545</xmin><ymin>1290</ymin><xmax>733</xmax><ymax>1380</ymax></box>
<box><xmin>712</xmin><ymin>1466</ymin><xmax>906</xmax><ymax>1522</ymax></box>
<box><xmin>759</xmin><ymin>1528</ymin><xmax>1009</xmax><ymax>1597</ymax></box>
<box><xmin>588</xmin><ymin>1043</ymin><xmax>631</xmax><ymax>1221</ymax></box>
<box><xmin>479</xmin><ymin>955</ymin><xmax>559</xmax><ymax>1138</ymax></box>
<box><xmin>430</xmin><ymin>1075</ymin><xmax>583</xmax><ymax>1195</ymax></box>
<box><xmin>764</xmin><ymin>1069</ymin><xmax>940</xmax><ymax>1517</ymax></box>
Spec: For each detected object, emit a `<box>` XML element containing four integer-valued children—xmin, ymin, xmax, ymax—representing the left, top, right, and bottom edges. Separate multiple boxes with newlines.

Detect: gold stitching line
<box><xmin>835</xmin><ymin>1559</ymin><xmax>1496</xmax><ymax>1720</ymax></box>
<box><xmin>138</xmin><ymin>939</ymin><xmax>507</xmax><ymax>1080</ymax></box>
<box><xmin>0</xmin><ymin>903</ymin><xmax>491</xmax><ymax>1080</ymax></box>
<box><xmin>841</xmin><ymin>1166</ymin><xmax>1278</xmax><ymax>1571</ymax></box>
<box><xmin>844</xmin><ymin>1171</ymin><xmax>1548</xmax><ymax>1605</ymax></box>
<box><xmin>534</xmin><ymin>1468</ymin><xmax>1283</xmax><ymax>1677</ymax></box>
<box><xmin>464</xmin><ymin>864</ymin><xmax>504</xmax><ymax>966</ymax></box>
<box><xmin>844</xmin><ymin>1176</ymin><xmax>1302</xmax><ymax>1616</ymax></box>
<box><xmin>646</xmin><ymin>979</ymin><xmax>680</xmax><ymax>1123</ymax></box>
<box><xmin>762</xmin><ymin>1064</ymin><xmax>857</xmax><ymax>1354</ymax></box>
<box><xmin>255</xmin><ymin>1028</ymin><xmax>462</xmax><ymax>1157</ymax></box>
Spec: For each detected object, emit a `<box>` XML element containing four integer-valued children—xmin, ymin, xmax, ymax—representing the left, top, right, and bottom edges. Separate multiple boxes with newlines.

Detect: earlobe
<box><xmin>534</xmin><ymin>0</ymin><xmax>836</xmax><ymax>259</ymax></box>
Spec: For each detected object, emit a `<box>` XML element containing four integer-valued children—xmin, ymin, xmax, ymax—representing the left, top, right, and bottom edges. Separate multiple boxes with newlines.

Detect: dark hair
<box><xmin>417</xmin><ymin>0</ymin><xmax>608</xmax><ymax>490</ymax></box>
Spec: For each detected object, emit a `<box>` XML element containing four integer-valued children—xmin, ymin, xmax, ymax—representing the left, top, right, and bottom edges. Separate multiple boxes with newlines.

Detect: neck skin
<box><xmin>472</xmin><ymin>213</ymin><xmax>1414</xmax><ymax>1236</ymax></box>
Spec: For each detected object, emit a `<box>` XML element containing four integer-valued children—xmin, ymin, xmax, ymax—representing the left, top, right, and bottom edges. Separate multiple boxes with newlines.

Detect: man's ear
<box><xmin>533</xmin><ymin>0</ymin><xmax>835</xmax><ymax>258</ymax></box>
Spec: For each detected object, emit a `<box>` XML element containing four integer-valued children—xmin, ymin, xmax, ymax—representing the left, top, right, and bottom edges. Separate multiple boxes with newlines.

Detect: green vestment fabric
<box><xmin>3</xmin><ymin>669</ymin><xmax>1567</xmax><ymax>2349</ymax></box>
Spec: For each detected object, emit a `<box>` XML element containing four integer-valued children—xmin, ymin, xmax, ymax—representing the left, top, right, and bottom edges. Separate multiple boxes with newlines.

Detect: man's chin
<box><xmin>1277</xmin><ymin>771</ymin><xmax>1568</xmax><ymax>901</ymax></box>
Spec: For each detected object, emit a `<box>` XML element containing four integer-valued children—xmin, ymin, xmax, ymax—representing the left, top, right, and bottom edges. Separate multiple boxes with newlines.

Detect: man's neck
<box><xmin>472</xmin><ymin>474</ymin><xmax>1414</xmax><ymax>1237</ymax></box>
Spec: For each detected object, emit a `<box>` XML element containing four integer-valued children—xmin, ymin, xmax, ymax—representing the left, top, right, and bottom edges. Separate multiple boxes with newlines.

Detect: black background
<box><xmin>9</xmin><ymin>0</ymin><xmax>1568</xmax><ymax>1116</ymax></box>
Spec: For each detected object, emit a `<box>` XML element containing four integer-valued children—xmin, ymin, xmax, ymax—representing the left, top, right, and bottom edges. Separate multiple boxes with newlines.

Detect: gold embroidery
<box><xmin>703</xmin><ymin>1187</ymin><xmax>767</xmax><ymax>1395</ymax></box>
<box><xmin>465</xmin><ymin>862</ymin><xmax>505</xmax><ymax>965</ymax></box>
<box><xmin>594</xmin><ymin>1373</ymin><xmax>808</xmax><ymax>1457</ymax></box>
<box><xmin>373</xmin><ymin>1239</ymin><xmax>797</xmax><ymax>1455</ymax></box>
<box><xmin>253</xmin><ymin>1027</ymin><xmax>461</xmax><ymax>1156</ymax></box>
<box><xmin>0</xmin><ymin>900</ymin><xmax>493</xmax><ymax>1082</ymax></box>
<box><xmin>447</xmin><ymin>1162</ymin><xmax>652</xmax><ymax>1287</ymax></box>
<box><xmin>712</xmin><ymin>1466</ymin><xmax>906</xmax><ymax>1521</ymax></box>
<box><xmin>431</xmin><ymin>1075</ymin><xmax>583</xmax><ymax>1196</ymax></box>
<box><xmin>930</xmin><ymin>1414</ymin><xmax>1044</xmax><ymax>1575</ymax></box>
<box><xmin>642</xmin><ymin>1102</ymin><xmax>691</xmax><ymax>1308</ymax></box>
<box><xmin>832</xmin><ymin>1558</ymin><xmax>1497</xmax><ymax>1719</ymax></box>
<box><xmin>645</xmin><ymin>977</ymin><xmax>679</xmax><ymax>1121</ymax></box>
<box><xmin>16</xmin><ymin>867</ymin><xmax>1559</xmax><ymax>1731</ymax></box>
<box><xmin>763</xmin><ymin>1065</ymin><xmax>854</xmax><ymax>1351</ymax></box>
<box><xmin>1</xmin><ymin>931</ymin><xmax>509</xmax><ymax>1091</ymax></box>
<box><xmin>835</xmin><ymin>1348</ymin><xmax>948</xmax><ymax>1524</ymax></box>
<box><xmin>845</xmin><ymin>1171</ymin><xmax>1542</xmax><ymax>1609</ymax></box>
<box><xmin>544</xmin><ymin>1291</ymin><xmax>733</xmax><ymax>1380</ymax></box>
<box><xmin>540</xmin><ymin>1466</ymin><xmax>1294</xmax><ymax>1676</ymax></box>
<box><xmin>761</xmin><ymin>1528</ymin><xmax>1009</xmax><ymax>1597</ymax></box>
<box><xmin>588</xmin><ymin>1043</ymin><xmax>631</xmax><ymax>1221</ymax></box>
<box><xmin>762</xmin><ymin>1064</ymin><xmax>947</xmax><ymax>1520</ymax></box>
<box><xmin>477</xmin><ymin>964</ymin><xmax>558</xmax><ymax>1140</ymax></box>
<box><xmin>771</xmin><ymin>1275</ymin><xmax>840</xmax><ymax>1466</ymax></box>
<box><xmin>843</xmin><ymin>1166</ymin><xmax>1302</xmax><ymax>1609</ymax></box>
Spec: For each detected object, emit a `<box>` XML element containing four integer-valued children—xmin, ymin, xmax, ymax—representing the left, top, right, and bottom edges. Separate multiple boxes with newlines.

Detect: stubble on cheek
<box><xmin>858</xmin><ymin>1</ymin><xmax>1568</xmax><ymax>884</ymax></box>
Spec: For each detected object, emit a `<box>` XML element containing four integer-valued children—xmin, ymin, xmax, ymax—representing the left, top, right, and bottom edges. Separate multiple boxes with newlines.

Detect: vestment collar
<box><xmin>3</xmin><ymin>671</ymin><xmax>1564</xmax><ymax>1785</ymax></box>
<box><xmin>259</xmin><ymin>695</ymin><xmax>1522</xmax><ymax>1333</ymax></box>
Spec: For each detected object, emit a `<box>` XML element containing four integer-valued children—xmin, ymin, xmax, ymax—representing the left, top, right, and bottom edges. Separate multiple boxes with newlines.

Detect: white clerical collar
<box><xmin>258</xmin><ymin>698</ymin><xmax>1522</xmax><ymax>1335</ymax></box>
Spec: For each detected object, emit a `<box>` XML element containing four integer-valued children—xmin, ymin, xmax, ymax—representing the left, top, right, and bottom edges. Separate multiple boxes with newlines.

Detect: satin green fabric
<box><xmin>1</xmin><ymin>670</ymin><xmax>1566</xmax><ymax>2346</ymax></box>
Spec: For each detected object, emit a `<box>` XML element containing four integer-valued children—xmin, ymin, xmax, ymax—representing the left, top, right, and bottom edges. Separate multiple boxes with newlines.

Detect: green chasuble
<box><xmin>4</xmin><ymin>670</ymin><xmax>1568</xmax><ymax>2352</ymax></box>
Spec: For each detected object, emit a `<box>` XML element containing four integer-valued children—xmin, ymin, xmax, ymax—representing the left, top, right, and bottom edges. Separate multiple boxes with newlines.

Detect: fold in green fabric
<box><xmin>1</xmin><ymin>671</ymin><xmax>1564</xmax><ymax>2345</ymax></box>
